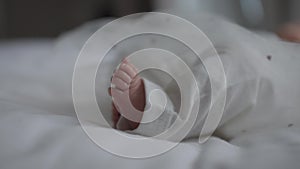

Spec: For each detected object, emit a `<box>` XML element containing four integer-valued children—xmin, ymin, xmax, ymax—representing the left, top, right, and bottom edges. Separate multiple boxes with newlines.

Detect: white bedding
<box><xmin>1</xmin><ymin>17</ymin><xmax>300</xmax><ymax>169</ymax></box>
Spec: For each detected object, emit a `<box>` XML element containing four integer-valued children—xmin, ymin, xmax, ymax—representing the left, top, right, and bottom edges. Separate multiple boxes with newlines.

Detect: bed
<box><xmin>1</xmin><ymin>18</ymin><xmax>300</xmax><ymax>169</ymax></box>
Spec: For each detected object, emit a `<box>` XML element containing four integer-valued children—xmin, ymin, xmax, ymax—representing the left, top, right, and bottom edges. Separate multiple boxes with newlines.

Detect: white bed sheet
<box><xmin>1</xmin><ymin>19</ymin><xmax>300</xmax><ymax>169</ymax></box>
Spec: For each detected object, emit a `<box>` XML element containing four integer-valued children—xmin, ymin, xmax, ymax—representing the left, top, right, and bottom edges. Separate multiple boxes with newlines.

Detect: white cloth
<box><xmin>129</xmin><ymin>13</ymin><xmax>300</xmax><ymax>141</ymax></box>
<box><xmin>1</xmin><ymin>14</ymin><xmax>300</xmax><ymax>169</ymax></box>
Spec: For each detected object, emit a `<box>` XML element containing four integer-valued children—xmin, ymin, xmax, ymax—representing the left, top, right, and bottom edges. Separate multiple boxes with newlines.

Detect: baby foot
<box><xmin>108</xmin><ymin>58</ymin><xmax>145</xmax><ymax>130</ymax></box>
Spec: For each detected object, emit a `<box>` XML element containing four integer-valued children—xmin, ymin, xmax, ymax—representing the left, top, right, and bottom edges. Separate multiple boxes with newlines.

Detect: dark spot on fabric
<box><xmin>288</xmin><ymin>123</ymin><xmax>294</xmax><ymax>127</ymax></box>
<box><xmin>267</xmin><ymin>55</ymin><xmax>272</xmax><ymax>61</ymax></box>
<box><xmin>242</xmin><ymin>130</ymin><xmax>247</xmax><ymax>133</ymax></box>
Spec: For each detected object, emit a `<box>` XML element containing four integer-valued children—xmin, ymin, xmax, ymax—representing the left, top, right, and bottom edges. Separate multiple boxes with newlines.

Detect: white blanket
<box><xmin>1</xmin><ymin>16</ymin><xmax>300</xmax><ymax>169</ymax></box>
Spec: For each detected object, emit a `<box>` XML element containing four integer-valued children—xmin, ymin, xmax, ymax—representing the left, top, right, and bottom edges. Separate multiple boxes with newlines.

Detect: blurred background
<box><xmin>0</xmin><ymin>0</ymin><xmax>300</xmax><ymax>39</ymax></box>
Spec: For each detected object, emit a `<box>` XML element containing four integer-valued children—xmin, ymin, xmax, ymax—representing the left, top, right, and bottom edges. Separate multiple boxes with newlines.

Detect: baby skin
<box><xmin>108</xmin><ymin>58</ymin><xmax>145</xmax><ymax>131</ymax></box>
